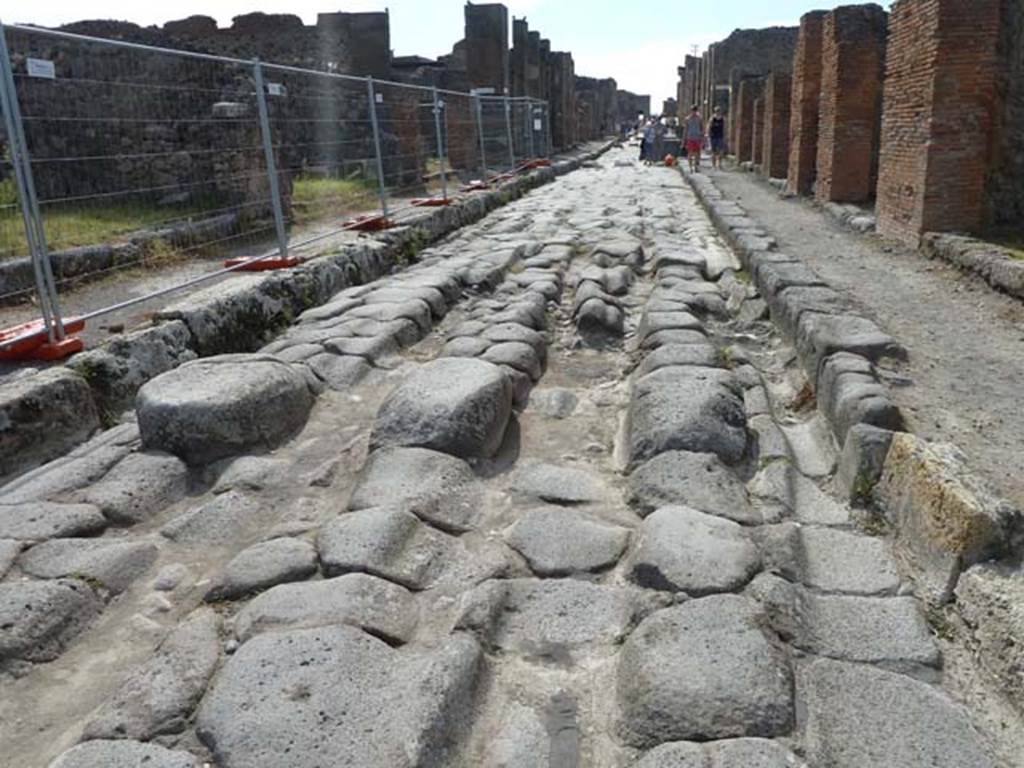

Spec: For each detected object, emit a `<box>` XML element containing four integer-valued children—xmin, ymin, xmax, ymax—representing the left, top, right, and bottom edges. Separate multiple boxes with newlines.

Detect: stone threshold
<box><xmin>0</xmin><ymin>141</ymin><xmax>616</xmax><ymax>485</ymax></box>
<box><xmin>682</xmin><ymin>164</ymin><xmax>1024</xmax><ymax>718</ymax></box>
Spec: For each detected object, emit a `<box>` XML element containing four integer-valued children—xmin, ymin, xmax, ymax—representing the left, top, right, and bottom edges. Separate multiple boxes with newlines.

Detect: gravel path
<box><xmin>0</xmin><ymin>149</ymin><xmax>1018</xmax><ymax>767</ymax></box>
<box><xmin>713</xmin><ymin>168</ymin><xmax>1024</xmax><ymax>508</ymax></box>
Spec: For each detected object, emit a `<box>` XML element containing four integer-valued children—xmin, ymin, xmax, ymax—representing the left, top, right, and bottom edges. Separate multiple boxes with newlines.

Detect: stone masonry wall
<box><xmin>786</xmin><ymin>11</ymin><xmax>828</xmax><ymax>196</ymax></box>
<box><xmin>876</xmin><ymin>0</ymin><xmax>1001</xmax><ymax>243</ymax></box>
<box><xmin>735</xmin><ymin>77</ymin><xmax>764</xmax><ymax>164</ymax></box>
<box><xmin>752</xmin><ymin>97</ymin><xmax>766</xmax><ymax>167</ymax></box>
<box><xmin>816</xmin><ymin>4</ymin><xmax>888</xmax><ymax>204</ymax></box>
<box><xmin>986</xmin><ymin>0</ymin><xmax>1024</xmax><ymax>231</ymax></box>
<box><xmin>464</xmin><ymin>3</ymin><xmax>509</xmax><ymax>94</ymax></box>
<box><xmin>762</xmin><ymin>72</ymin><xmax>792</xmax><ymax>179</ymax></box>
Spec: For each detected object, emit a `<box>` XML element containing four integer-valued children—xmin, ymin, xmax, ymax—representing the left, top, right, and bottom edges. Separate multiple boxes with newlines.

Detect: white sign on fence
<box><xmin>266</xmin><ymin>82</ymin><xmax>286</xmax><ymax>97</ymax></box>
<box><xmin>27</xmin><ymin>58</ymin><xmax>56</xmax><ymax>80</ymax></box>
<box><xmin>375</xmin><ymin>92</ymin><xmax>384</xmax><ymax>103</ymax></box>
<box><xmin>534</xmin><ymin>119</ymin><xmax>543</xmax><ymax>131</ymax></box>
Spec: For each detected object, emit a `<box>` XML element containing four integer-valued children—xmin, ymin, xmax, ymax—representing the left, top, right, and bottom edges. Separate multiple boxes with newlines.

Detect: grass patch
<box><xmin>290</xmin><ymin>175</ymin><xmax>378</xmax><ymax>225</ymax></box>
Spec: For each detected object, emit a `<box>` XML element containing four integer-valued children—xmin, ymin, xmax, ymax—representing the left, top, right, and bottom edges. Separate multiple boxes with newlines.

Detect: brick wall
<box><xmin>752</xmin><ymin>97</ymin><xmax>766</xmax><ymax>166</ymax></box>
<box><xmin>762</xmin><ymin>72</ymin><xmax>793</xmax><ymax>179</ymax></box>
<box><xmin>735</xmin><ymin>76</ymin><xmax>765</xmax><ymax>163</ymax></box>
<box><xmin>786</xmin><ymin>11</ymin><xmax>828</xmax><ymax>195</ymax></box>
<box><xmin>815</xmin><ymin>4</ymin><xmax>888</xmax><ymax>203</ymax></box>
<box><xmin>876</xmin><ymin>0</ymin><xmax>1001</xmax><ymax>243</ymax></box>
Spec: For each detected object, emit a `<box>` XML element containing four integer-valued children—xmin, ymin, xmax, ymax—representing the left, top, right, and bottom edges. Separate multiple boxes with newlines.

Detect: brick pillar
<box><xmin>735</xmin><ymin>77</ymin><xmax>764</xmax><ymax>163</ymax></box>
<box><xmin>752</xmin><ymin>97</ymin><xmax>766</xmax><ymax>167</ymax></box>
<box><xmin>876</xmin><ymin>0</ymin><xmax>1001</xmax><ymax>244</ymax></box>
<box><xmin>786</xmin><ymin>10</ymin><xmax>828</xmax><ymax>195</ymax></box>
<box><xmin>762</xmin><ymin>72</ymin><xmax>793</xmax><ymax>179</ymax></box>
<box><xmin>816</xmin><ymin>4</ymin><xmax>889</xmax><ymax>203</ymax></box>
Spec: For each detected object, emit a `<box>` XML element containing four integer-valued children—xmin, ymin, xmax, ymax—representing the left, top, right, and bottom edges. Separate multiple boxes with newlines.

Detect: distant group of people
<box><xmin>638</xmin><ymin>105</ymin><xmax>727</xmax><ymax>172</ymax></box>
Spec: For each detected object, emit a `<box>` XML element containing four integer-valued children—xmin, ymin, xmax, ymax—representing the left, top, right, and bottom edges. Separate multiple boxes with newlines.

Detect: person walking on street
<box><xmin>683</xmin><ymin>105</ymin><xmax>704</xmax><ymax>172</ymax></box>
<box><xmin>708</xmin><ymin>106</ymin><xmax>726</xmax><ymax>170</ymax></box>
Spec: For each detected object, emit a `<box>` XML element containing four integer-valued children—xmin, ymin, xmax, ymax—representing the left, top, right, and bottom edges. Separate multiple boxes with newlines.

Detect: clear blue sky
<box><xmin>16</xmin><ymin>1</ymin><xmax>894</xmax><ymax>106</ymax></box>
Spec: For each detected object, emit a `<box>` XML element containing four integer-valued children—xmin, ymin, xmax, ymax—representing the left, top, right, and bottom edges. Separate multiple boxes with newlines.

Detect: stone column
<box><xmin>752</xmin><ymin>97</ymin><xmax>766</xmax><ymax>167</ymax></box>
<box><xmin>876</xmin><ymin>0</ymin><xmax>1001</xmax><ymax>243</ymax></box>
<box><xmin>816</xmin><ymin>4</ymin><xmax>889</xmax><ymax>203</ymax></box>
<box><xmin>786</xmin><ymin>10</ymin><xmax>828</xmax><ymax>195</ymax></box>
<box><xmin>735</xmin><ymin>76</ymin><xmax>765</xmax><ymax>164</ymax></box>
<box><xmin>762</xmin><ymin>72</ymin><xmax>793</xmax><ymax>179</ymax></box>
<box><xmin>465</xmin><ymin>3</ymin><xmax>509</xmax><ymax>94</ymax></box>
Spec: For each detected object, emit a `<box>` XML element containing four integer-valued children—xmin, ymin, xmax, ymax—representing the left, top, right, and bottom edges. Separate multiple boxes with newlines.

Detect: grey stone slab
<box><xmin>347</xmin><ymin>300</ymin><xmax>433</xmax><ymax>334</ymax></box>
<box><xmin>800</xmin><ymin>658</ymin><xmax>994</xmax><ymax>768</ymax></box>
<box><xmin>636</xmin><ymin>344</ymin><xmax>722</xmax><ymax>377</ymax></box>
<box><xmin>233</xmin><ymin>572</ymin><xmax>417</xmax><ymax>644</ymax></box>
<box><xmin>0</xmin><ymin>580</ymin><xmax>102</xmax><ymax>665</ymax></box>
<box><xmin>19</xmin><ymin>537</ymin><xmax>158</xmax><ymax>594</ymax></box>
<box><xmin>480</xmin><ymin>324</ymin><xmax>547</xmax><ymax>358</ymax></box>
<box><xmin>370</xmin><ymin>358</ymin><xmax>513</xmax><ymax>459</ymax></box>
<box><xmin>483</xmin><ymin>341</ymin><xmax>544</xmax><ymax>382</ymax></box>
<box><xmin>576</xmin><ymin>298</ymin><xmax>625</xmax><ymax>342</ymax></box>
<box><xmin>626</xmin><ymin>367</ymin><xmax>748</xmax><ymax>467</ymax></box>
<box><xmin>635</xmin><ymin>739</ymin><xmax>801</xmax><ymax>768</ymax></box>
<box><xmin>796</xmin><ymin>314</ymin><xmax>905</xmax><ymax>380</ymax></box>
<box><xmin>797</xmin><ymin>526</ymin><xmax>900</xmax><ymax>595</ymax></box>
<box><xmin>506</xmin><ymin>508</ymin><xmax>629</xmax><ymax>576</ymax></box>
<box><xmin>508</xmin><ymin>460</ymin><xmax>609</xmax><ymax>505</ymax></box>
<box><xmin>637</xmin><ymin>311</ymin><xmax>703</xmax><ymax>344</ymax></box>
<box><xmin>205</xmin><ymin>538</ymin><xmax>318</xmax><ymax>601</ymax></box>
<box><xmin>0</xmin><ymin>502</ymin><xmax>107</xmax><ymax>541</ymax></box>
<box><xmin>363</xmin><ymin>287</ymin><xmax>447</xmax><ymax>318</ymax></box>
<box><xmin>161</xmin><ymin>491</ymin><xmax>276</xmax><ymax>547</ymax></box>
<box><xmin>0</xmin><ymin>539</ymin><xmax>20</xmax><ymax>577</ymax></box>
<box><xmin>630</xmin><ymin>507</ymin><xmax>761</xmax><ymax>595</ymax></box>
<box><xmin>304</xmin><ymin>352</ymin><xmax>373</xmax><ymax>390</ymax></box>
<box><xmin>530</xmin><ymin>388</ymin><xmax>578</xmax><ymax>419</ymax></box>
<box><xmin>627</xmin><ymin>451</ymin><xmax>758</xmax><ymax>524</ymax></box>
<box><xmin>137</xmin><ymin>355</ymin><xmax>316</xmax><ymax>465</ymax></box>
<box><xmin>348</xmin><ymin>447</ymin><xmax>481</xmax><ymax>533</ymax></box>
<box><xmin>443</xmin><ymin>336</ymin><xmax>492</xmax><ymax>358</ymax></box>
<box><xmin>196</xmin><ymin>626</ymin><xmax>481</xmax><ymax>768</ymax></box>
<box><xmin>748</xmin><ymin>461</ymin><xmax>849</xmax><ymax>526</ymax></box>
<box><xmin>616</xmin><ymin>595</ymin><xmax>793</xmax><ymax>747</ymax></box>
<box><xmin>84</xmin><ymin>608</ymin><xmax>221</xmax><ymax>740</ymax></box>
<box><xmin>318</xmin><ymin>507</ymin><xmax>450</xmax><ymax>590</ymax></box>
<box><xmin>458</xmin><ymin>579</ymin><xmax>642</xmax><ymax>658</ymax></box>
<box><xmin>48</xmin><ymin>741</ymin><xmax>202</xmax><ymax>768</ymax></box>
<box><xmin>212</xmin><ymin>455</ymin><xmax>291</xmax><ymax>493</ymax></box>
<box><xmin>638</xmin><ymin>329</ymin><xmax>710</xmax><ymax>350</ymax></box>
<box><xmin>323</xmin><ymin>334</ymin><xmax>400</xmax><ymax>362</ymax></box>
<box><xmin>79</xmin><ymin>451</ymin><xmax>190</xmax><ymax>525</ymax></box>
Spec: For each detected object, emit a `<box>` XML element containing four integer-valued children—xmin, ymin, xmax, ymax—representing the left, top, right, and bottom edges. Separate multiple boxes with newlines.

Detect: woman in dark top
<box><xmin>708</xmin><ymin>106</ymin><xmax>726</xmax><ymax>170</ymax></box>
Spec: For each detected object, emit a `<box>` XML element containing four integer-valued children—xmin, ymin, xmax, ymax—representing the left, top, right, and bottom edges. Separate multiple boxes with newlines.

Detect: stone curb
<box><xmin>921</xmin><ymin>232</ymin><xmax>1024</xmax><ymax>301</ymax></box>
<box><xmin>0</xmin><ymin>142</ymin><xmax>615</xmax><ymax>484</ymax></box>
<box><xmin>685</xmin><ymin>167</ymin><xmax>1024</xmax><ymax>718</ymax></box>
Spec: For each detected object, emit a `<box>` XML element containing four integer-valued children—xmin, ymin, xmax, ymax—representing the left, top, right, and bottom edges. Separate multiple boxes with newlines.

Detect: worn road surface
<box><xmin>0</xmin><ymin>147</ymin><xmax>1020</xmax><ymax>767</ymax></box>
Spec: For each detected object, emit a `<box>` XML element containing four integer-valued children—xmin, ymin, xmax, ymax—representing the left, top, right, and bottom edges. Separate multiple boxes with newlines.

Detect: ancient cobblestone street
<box><xmin>1</xmin><ymin>147</ymin><xmax>1020</xmax><ymax>767</ymax></box>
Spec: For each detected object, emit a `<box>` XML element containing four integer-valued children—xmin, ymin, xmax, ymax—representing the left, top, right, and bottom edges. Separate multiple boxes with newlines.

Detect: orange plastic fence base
<box><xmin>224</xmin><ymin>256</ymin><xmax>300</xmax><ymax>271</ymax></box>
<box><xmin>521</xmin><ymin>158</ymin><xmax>551</xmax><ymax>170</ymax></box>
<box><xmin>490</xmin><ymin>173</ymin><xmax>515</xmax><ymax>184</ymax></box>
<box><xmin>410</xmin><ymin>197</ymin><xmax>452</xmax><ymax>207</ymax></box>
<box><xmin>344</xmin><ymin>214</ymin><xmax>393</xmax><ymax>232</ymax></box>
<box><xmin>0</xmin><ymin>317</ymin><xmax>85</xmax><ymax>361</ymax></box>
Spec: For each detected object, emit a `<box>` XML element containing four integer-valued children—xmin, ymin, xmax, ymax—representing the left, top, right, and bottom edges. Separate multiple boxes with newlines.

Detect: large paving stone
<box><xmin>627</xmin><ymin>451</ymin><xmax>757</xmax><ymax>524</ymax></box>
<box><xmin>370</xmin><ymin>358</ymin><xmax>513</xmax><ymax>459</ymax></box>
<box><xmin>78</xmin><ymin>451</ymin><xmax>190</xmax><ymax>525</ymax></box>
<box><xmin>318</xmin><ymin>507</ymin><xmax>449</xmax><ymax>590</ymax></box>
<box><xmin>84</xmin><ymin>608</ymin><xmax>221</xmax><ymax>740</ymax></box>
<box><xmin>0</xmin><ymin>501</ymin><xmax>106</xmax><ymax>541</ymax></box>
<box><xmin>795</xmin><ymin>526</ymin><xmax>900</xmax><ymax>595</ymax></box>
<box><xmin>748</xmin><ymin>461</ymin><xmax>849</xmax><ymax>526</ymax></box>
<box><xmin>0</xmin><ymin>539</ymin><xmax>20</xmax><ymax>577</ymax></box>
<box><xmin>48</xmin><ymin>740</ymin><xmax>202</xmax><ymax>768</ymax></box>
<box><xmin>629</xmin><ymin>507</ymin><xmax>760</xmax><ymax>595</ymax></box>
<box><xmin>508</xmin><ymin>460</ymin><xmax>609</xmax><ymax>505</ymax></box>
<box><xmin>636</xmin><ymin>344</ymin><xmax>722</xmax><ymax>377</ymax></box>
<box><xmin>136</xmin><ymin>354</ymin><xmax>316</xmax><ymax>465</ymax></box>
<box><xmin>616</xmin><ymin>595</ymin><xmax>793</xmax><ymax>747</ymax></box>
<box><xmin>19</xmin><ymin>537</ymin><xmax>159</xmax><ymax>594</ymax></box>
<box><xmin>348</xmin><ymin>447</ymin><xmax>481</xmax><ymax>532</ymax></box>
<box><xmin>233</xmin><ymin>573</ymin><xmax>417</xmax><ymax>644</ymax></box>
<box><xmin>196</xmin><ymin>626</ymin><xmax>481</xmax><ymax>768</ymax></box>
<box><xmin>161</xmin><ymin>491</ymin><xmax>277</xmax><ymax>547</ymax></box>
<box><xmin>800</xmin><ymin>658</ymin><xmax>994</xmax><ymax>767</ymax></box>
<box><xmin>634</xmin><ymin>739</ymin><xmax>801</xmax><ymax>767</ymax></box>
<box><xmin>482</xmin><ymin>342</ymin><xmax>544</xmax><ymax>382</ymax></box>
<box><xmin>750</xmin><ymin>574</ymin><xmax>938</xmax><ymax>666</ymax></box>
<box><xmin>0</xmin><ymin>580</ymin><xmax>102</xmax><ymax>666</ymax></box>
<box><xmin>506</xmin><ymin>508</ymin><xmax>629</xmax><ymax>576</ymax></box>
<box><xmin>0</xmin><ymin>367</ymin><xmax>100</xmax><ymax>483</ymax></box>
<box><xmin>205</xmin><ymin>537</ymin><xmax>318</xmax><ymax>601</ymax></box>
<box><xmin>458</xmin><ymin>579</ymin><xmax>644</xmax><ymax>659</ymax></box>
<box><xmin>626</xmin><ymin>367</ymin><xmax>748</xmax><ymax>466</ymax></box>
